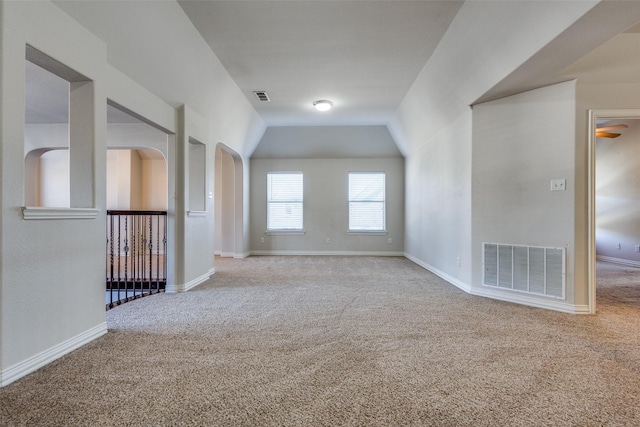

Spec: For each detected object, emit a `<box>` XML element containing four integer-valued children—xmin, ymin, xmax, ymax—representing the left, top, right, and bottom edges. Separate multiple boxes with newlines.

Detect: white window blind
<box><xmin>349</xmin><ymin>172</ymin><xmax>385</xmax><ymax>232</ymax></box>
<box><xmin>267</xmin><ymin>172</ymin><xmax>303</xmax><ymax>231</ymax></box>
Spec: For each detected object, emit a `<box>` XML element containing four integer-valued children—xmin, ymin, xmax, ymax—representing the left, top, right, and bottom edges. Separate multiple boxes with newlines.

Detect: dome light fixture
<box><xmin>313</xmin><ymin>100</ymin><xmax>333</xmax><ymax>112</ymax></box>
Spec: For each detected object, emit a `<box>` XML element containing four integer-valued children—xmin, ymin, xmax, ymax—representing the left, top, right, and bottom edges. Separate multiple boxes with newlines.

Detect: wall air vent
<box><xmin>254</xmin><ymin>91</ymin><xmax>270</xmax><ymax>102</ymax></box>
<box><xmin>483</xmin><ymin>242</ymin><xmax>565</xmax><ymax>299</ymax></box>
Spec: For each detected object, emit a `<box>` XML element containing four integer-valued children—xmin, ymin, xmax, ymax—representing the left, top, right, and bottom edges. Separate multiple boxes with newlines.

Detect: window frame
<box><xmin>266</xmin><ymin>171</ymin><xmax>304</xmax><ymax>233</ymax></box>
<box><xmin>348</xmin><ymin>171</ymin><xmax>386</xmax><ymax>233</ymax></box>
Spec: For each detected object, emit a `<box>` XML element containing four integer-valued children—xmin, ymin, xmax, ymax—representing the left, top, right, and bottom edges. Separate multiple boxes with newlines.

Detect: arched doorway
<box><xmin>214</xmin><ymin>143</ymin><xmax>244</xmax><ymax>258</ymax></box>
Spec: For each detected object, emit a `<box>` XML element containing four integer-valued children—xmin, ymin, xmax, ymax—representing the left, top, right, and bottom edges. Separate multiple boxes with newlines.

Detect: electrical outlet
<box><xmin>550</xmin><ymin>179</ymin><xmax>566</xmax><ymax>191</ymax></box>
<box><xmin>635</xmin><ymin>245</ymin><xmax>640</xmax><ymax>253</ymax></box>
<box><xmin>325</xmin><ymin>237</ymin><xmax>331</xmax><ymax>244</ymax></box>
<box><xmin>260</xmin><ymin>237</ymin><xmax>264</xmax><ymax>244</ymax></box>
<box><xmin>617</xmin><ymin>243</ymin><xmax>622</xmax><ymax>250</ymax></box>
<box><xmin>388</xmin><ymin>237</ymin><xmax>393</xmax><ymax>244</ymax></box>
<box><xmin>456</xmin><ymin>257</ymin><xmax>461</xmax><ymax>267</ymax></box>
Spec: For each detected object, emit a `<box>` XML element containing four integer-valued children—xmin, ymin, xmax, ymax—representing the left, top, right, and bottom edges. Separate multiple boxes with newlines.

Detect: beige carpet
<box><xmin>1</xmin><ymin>256</ymin><xmax>639</xmax><ymax>426</ymax></box>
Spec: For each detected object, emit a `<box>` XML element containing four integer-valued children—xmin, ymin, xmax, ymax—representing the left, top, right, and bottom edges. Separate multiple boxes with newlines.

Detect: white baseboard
<box><xmin>166</xmin><ymin>271</ymin><xmax>212</xmax><ymax>293</ymax></box>
<box><xmin>404</xmin><ymin>253</ymin><xmax>587</xmax><ymax>314</ymax></box>
<box><xmin>1</xmin><ymin>322</ymin><xmax>107</xmax><ymax>388</ymax></box>
<box><xmin>596</xmin><ymin>255</ymin><xmax>640</xmax><ymax>268</ymax></box>
<box><xmin>470</xmin><ymin>286</ymin><xmax>589</xmax><ymax>314</ymax></box>
<box><xmin>250</xmin><ymin>250</ymin><xmax>404</xmax><ymax>256</ymax></box>
<box><xmin>404</xmin><ymin>253</ymin><xmax>471</xmax><ymax>293</ymax></box>
<box><xmin>219</xmin><ymin>252</ymin><xmax>235</xmax><ymax>258</ymax></box>
<box><xmin>234</xmin><ymin>252</ymin><xmax>251</xmax><ymax>259</ymax></box>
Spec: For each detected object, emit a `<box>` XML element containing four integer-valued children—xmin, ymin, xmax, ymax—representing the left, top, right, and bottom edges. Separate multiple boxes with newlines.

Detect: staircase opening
<box><xmin>106</xmin><ymin>209</ymin><xmax>167</xmax><ymax>307</ymax></box>
<box><xmin>106</xmin><ymin>103</ymin><xmax>170</xmax><ymax>309</ymax></box>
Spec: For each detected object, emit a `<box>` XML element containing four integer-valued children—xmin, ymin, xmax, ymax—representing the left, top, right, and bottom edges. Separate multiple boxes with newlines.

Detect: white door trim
<box><xmin>587</xmin><ymin>109</ymin><xmax>640</xmax><ymax>314</ymax></box>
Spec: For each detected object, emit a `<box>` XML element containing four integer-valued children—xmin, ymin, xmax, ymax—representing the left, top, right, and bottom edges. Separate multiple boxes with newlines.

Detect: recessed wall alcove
<box><xmin>23</xmin><ymin>45</ymin><xmax>94</xmax><ymax>214</ymax></box>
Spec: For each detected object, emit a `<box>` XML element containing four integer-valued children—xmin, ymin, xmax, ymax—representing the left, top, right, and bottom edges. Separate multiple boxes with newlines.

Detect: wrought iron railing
<box><xmin>106</xmin><ymin>210</ymin><xmax>167</xmax><ymax>309</ymax></box>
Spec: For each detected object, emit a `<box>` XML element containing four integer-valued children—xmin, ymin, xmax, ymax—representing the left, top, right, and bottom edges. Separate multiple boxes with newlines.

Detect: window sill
<box><xmin>265</xmin><ymin>230</ymin><xmax>306</xmax><ymax>236</ymax></box>
<box><xmin>347</xmin><ymin>230</ymin><xmax>387</xmax><ymax>235</ymax></box>
<box><xmin>22</xmin><ymin>207</ymin><xmax>99</xmax><ymax>220</ymax></box>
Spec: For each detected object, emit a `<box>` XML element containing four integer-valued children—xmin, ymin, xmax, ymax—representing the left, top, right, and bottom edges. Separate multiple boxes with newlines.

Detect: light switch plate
<box><xmin>551</xmin><ymin>179</ymin><xmax>566</xmax><ymax>191</ymax></box>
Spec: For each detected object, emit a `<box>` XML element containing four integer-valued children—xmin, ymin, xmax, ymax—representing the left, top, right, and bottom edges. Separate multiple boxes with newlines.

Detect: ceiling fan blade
<box><xmin>596</xmin><ymin>131</ymin><xmax>621</xmax><ymax>138</ymax></box>
<box><xmin>596</xmin><ymin>124</ymin><xmax>628</xmax><ymax>132</ymax></box>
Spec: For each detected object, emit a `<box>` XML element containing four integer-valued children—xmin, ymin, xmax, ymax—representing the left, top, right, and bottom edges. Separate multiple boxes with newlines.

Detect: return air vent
<box><xmin>483</xmin><ymin>243</ymin><xmax>565</xmax><ymax>299</ymax></box>
<box><xmin>254</xmin><ymin>91</ymin><xmax>270</xmax><ymax>102</ymax></box>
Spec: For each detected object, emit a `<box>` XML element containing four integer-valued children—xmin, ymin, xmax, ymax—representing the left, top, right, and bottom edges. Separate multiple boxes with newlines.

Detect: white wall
<box><xmin>389</xmin><ymin>1</ymin><xmax>598</xmax><ymax>309</ymax></box>
<box><xmin>216</xmin><ymin>147</ymin><xmax>237</xmax><ymax>257</ymax></box>
<box><xmin>250</xmin><ymin>125</ymin><xmax>404</xmax><ymax>255</ymax></box>
<box><xmin>106</xmin><ymin>150</ymin><xmax>119</xmax><ymax>209</ymax></box>
<box><xmin>129</xmin><ymin>150</ymin><xmax>143</xmax><ymax>209</ymax></box>
<box><xmin>250</xmin><ymin>157</ymin><xmax>404</xmax><ymax>255</ymax></box>
<box><xmin>38</xmin><ymin>149</ymin><xmax>70</xmax><ymax>208</ymax></box>
<box><xmin>1</xmin><ymin>0</ymin><xmax>108</xmax><ymax>386</ymax></box>
<box><xmin>1</xmin><ymin>0</ymin><xmax>264</xmax><ymax>387</ymax></box>
<box><xmin>107</xmin><ymin>123</ymin><xmax>168</xmax><ymax>156</ymax></box>
<box><xmin>55</xmin><ymin>0</ymin><xmax>266</xmax><ymax>277</ymax></box>
<box><xmin>24</xmin><ymin>124</ymin><xmax>69</xmax><ymax>206</ymax></box>
<box><xmin>24</xmin><ymin>124</ymin><xmax>69</xmax><ymax>153</ymax></box>
<box><xmin>142</xmin><ymin>158</ymin><xmax>168</xmax><ymax>211</ymax></box>
<box><xmin>471</xmin><ymin>81</ymin><xmax>577</xmax><ymax>310</ymax></box>
<box><xmin>188</xmin><ymin>139</ymin><xmax>206</xmax><ymax>212</ymax></box>
<box><xmin>53</xmin><ymin>0</ymin><xmax>265</xmax><ymax>286</ymax></box>
<box><xmin>106</xmin><ymin>149</ymin><xmax>167</xmax><ymax>211</ymax></box>
<box><xmin>253</xmin><ymin>126</ymin><xmax>402</xmax><ymax>158</ymax></box>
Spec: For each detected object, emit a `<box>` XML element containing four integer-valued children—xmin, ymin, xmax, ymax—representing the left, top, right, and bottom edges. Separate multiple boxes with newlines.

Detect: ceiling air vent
<box><xmin>254</xmin><ymin>91</ymin><xmax>270</xmax><ymax>102</ymax></box>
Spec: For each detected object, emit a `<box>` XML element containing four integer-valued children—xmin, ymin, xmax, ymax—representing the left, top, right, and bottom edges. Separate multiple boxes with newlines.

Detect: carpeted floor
<box><xmin>1</xmin><ymin>256</ymin><xmax>639</xmax><ymax>426</ymax></box>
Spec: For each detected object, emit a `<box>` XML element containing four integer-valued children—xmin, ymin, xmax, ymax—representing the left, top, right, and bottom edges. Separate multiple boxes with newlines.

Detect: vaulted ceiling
<box><xmin>178</xmin><ymin>1</ymin><xmax>640</xmax><ymax>129</ymax></box>
<box><xmin>177</xmin><ymin>0</ymin><xmax>463</xmax><ymax>127</ymax></box>
<box><xmin>27</xmin><ymin>1</ymin><xmax>640</xmax><ymax>132</ymax></box>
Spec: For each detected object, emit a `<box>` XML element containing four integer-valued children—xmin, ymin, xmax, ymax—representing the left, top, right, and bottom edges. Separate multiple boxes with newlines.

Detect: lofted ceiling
<box><xmin>177</xmin><ymin>0</ymin><xmax>464</xmax><ymax>126</ymax></box>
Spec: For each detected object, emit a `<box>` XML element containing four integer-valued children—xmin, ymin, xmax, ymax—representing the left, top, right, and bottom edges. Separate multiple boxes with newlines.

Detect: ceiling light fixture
<box><xmin>313</xmin><ymin>100</ymin><xmax>333</xmax><ymax>112</ymax></box>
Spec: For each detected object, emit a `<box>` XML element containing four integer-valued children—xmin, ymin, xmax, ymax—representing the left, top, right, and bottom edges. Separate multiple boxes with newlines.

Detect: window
<box><xmin>349</xmin><ymin>172</ymin><xmax>385</xmax><ymax>232</ymax></box>
<box><xmin>267</xmin><ymin>172</ymin><xmax>303</xmax><ymax>231</ymax></box>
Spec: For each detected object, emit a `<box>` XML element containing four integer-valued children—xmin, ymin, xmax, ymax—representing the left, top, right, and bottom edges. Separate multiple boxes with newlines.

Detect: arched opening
<box><xmin>24</xmin><ymin>148</ymin><xmax>69</xmax><ymax>207</ymax></box>
<box><xmin>215</xmin><ymin>143</ymin><xmax>244</xmax><ymax>258</ymax></box>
